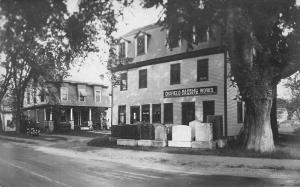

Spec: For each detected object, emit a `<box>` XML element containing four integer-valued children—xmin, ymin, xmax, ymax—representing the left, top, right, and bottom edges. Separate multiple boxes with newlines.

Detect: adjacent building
<box><xmin>0</xmin><ymin>95</ymin><xmax>15</xmax><ymax>132</ymax></box>
<box><xmin>22</xmin><ymin>80</ymin><xmax>111</xmax><ymax>132</ymax></box>
<box><xmin>111</xmin><ymin>24</ymin><xmax>244</xmax><ymax>137</ymax></box>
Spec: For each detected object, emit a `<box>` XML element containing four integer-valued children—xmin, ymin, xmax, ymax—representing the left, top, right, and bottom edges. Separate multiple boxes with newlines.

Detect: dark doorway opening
<box><xmin>182</xmin><ymin>102</ymin><xmax>195</xmax><ymax>125</ymax></box>
<box><xmin>203</xmin><ymin>100</ymin><xmax>215</xmax><ymax>122</ymax></box>
<box><xmin>130</xmin><ymin>106</ymin><xmax>140</xmax><ymax>124</ymax></box>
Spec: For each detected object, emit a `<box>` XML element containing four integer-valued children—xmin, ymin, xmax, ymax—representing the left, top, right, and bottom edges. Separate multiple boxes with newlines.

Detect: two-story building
<box><xmin>111</xmin><ymin>24</ymin><xmax>244</xmax><ymax>137</ymax></box>
<box><xmin>22</xmin><ymin>80</ymin><xmax>110</xmax><ymax>132</ymax></box>
<box><xmin>0</xmin><ymin>95</ymin><xmax>15</xmax><ymax>132</ymax></box>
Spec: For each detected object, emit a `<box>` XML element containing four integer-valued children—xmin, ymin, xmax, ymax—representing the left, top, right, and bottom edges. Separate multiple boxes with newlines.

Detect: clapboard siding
<box><xmin>112</xmin><ymin>53</ymin><xmax>225</xmax><ymax>127</ymax></box>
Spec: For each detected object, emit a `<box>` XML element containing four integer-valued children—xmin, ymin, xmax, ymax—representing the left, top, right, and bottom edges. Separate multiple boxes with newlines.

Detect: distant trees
<box><xmin>283</xmin><ymin>72</ymin><xmax>300</xmax><ymax>120</ymax></box>
<box><xmin>142</xmin><ymin>0</ymin><xmax>300</xmax><ymax>152</ymax></box>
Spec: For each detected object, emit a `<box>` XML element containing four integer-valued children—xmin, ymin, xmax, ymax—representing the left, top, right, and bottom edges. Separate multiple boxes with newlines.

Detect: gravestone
<box><xmin>172</xmin><ymin>125</ymin><xmax>192</xmax><ymax>141</ymax></box>
<box><xmin>207</xmin><ymin>115</ymin><xmax>223</xmax><ymax>140</ymax></box>
<box><xmin>155</xmin><ymin>124</ymin><xmax>167</xmax><ymax>141</ymax></box>
<box><xmin>195</xmin><ymin>123</ymin><xmax>213</xmax><ymax>142</ymax></box>
<box><xmin>168</xmin><ymin>125</ymin><xmax>192</xmax><ymax>147</ymax></box>
<box><xmin>189</xmin><ymin>120</ymin><xmax>202</xmax><ymax>141</ymax></box>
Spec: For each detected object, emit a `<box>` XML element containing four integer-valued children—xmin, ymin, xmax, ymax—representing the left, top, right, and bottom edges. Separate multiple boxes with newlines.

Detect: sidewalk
<box><xmin>1</xmin><ymin>134</ymin><xmax>300</xmax><ymax>181</ymax></box>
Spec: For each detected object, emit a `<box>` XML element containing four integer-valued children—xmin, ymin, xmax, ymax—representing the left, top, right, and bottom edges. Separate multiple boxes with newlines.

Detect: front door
<box><xmin>182</xmin><ymin>102</ymin><xmax>195</xmax><ymax>125</ymax></box>
<box><xmin>203</xmin><ymin>100</ymin><xmax>215</xmax><ymax>122</ymax></box>
<box><xmin>130</xmin><ymin>106</ymin><xmax>140</xmax><ymax>124</ymax></box>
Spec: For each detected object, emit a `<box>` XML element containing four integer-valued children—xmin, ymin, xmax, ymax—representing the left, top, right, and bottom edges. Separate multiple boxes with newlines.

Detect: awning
<box><xmin>79</xmin><ymin>89</ymin><xmax>87</xmax><ymax>97</ymax></box>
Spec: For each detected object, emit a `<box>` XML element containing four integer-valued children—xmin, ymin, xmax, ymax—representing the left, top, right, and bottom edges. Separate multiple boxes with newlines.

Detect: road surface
<box><xmin>0</xmin><ymin>139</ymin><xmax>298</xmax><ymax>187</ymax></box>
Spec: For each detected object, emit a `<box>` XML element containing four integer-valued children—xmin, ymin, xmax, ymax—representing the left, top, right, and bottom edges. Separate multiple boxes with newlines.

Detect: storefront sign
<box><xmin>163</xmin><ymin>86</ymin><xmax>217</xmax><ymax>98</ymax></box>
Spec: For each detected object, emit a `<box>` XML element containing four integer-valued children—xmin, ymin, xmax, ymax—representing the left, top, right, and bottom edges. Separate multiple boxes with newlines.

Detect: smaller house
<box><xmin>22</xmin><ymin>80</ymin><xmax>110</xmax><ymax>132</ymax></box>
<box><xmin>0</xmin><ymin>95</ymin><xmax>16</xmax><ymax>132</ymax></box>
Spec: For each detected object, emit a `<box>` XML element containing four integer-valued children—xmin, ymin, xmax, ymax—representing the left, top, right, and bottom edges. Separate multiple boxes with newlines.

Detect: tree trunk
<box><xmin>243</xmin><ymin>97</ymin><xmax>275</xmax><ymax>152</ymax></box>
<box><xmin>271</xmin><ymin>87</ymin><xmax>279</xmax><ymax>143</ymax></box>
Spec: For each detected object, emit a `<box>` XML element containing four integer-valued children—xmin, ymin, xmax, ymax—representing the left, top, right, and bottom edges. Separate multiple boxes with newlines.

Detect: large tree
<box><xmin>0</xmin><ymin>0</ymin><xmax>122</xmax><ymax>132</ymax></box>
<box><xmin>143</xmin><ymin>0</ymin><xmax>300</xmax><ymax>152</ymax></box>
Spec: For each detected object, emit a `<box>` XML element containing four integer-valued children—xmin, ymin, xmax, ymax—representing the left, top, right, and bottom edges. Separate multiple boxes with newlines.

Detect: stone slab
<box><xmin>168</xmin><ymin>140</ymin><xmax>191</xmax><ymax>148</ymax></box>
<box><xmin>191</xmin><ymin>141</ymin><xmax>216</xmax><ymax>149</ymax></box>
<box><xmin>137</xmin><ymin>140</ymin><xmax>154</xmax><ymax>147</ymax></box>
<box><xmin>189</xmin><ymin>120</ymin><xmax>202</xmax><ymax>140</ymax></box>
<box><xmin>172</xmin><ymin>125</ymin><xmax>192</xmax><ymax>141</ymax></box>
<box><xmin>152</xmin><ymin>140</ymin><xmax>167</xmax><ymax>147</ymax></box>
<box><xmin>155</xmin><ymin>125</ymin><xmax>167</xmax><ymax>141</ymax></box>
<box><xmin>195</xmin><ymin>123</ymin><xmax>213</xmax><ymax>142</ymax></box>
<box><xmin>137</xmin><ymin>140</ymin><xmax>168</xmax><ymax>147</ymax></box>
<box><xmin>117</xmin><ymin>139</ymin><xmax>138</xmax><ymax>146</ymax></box>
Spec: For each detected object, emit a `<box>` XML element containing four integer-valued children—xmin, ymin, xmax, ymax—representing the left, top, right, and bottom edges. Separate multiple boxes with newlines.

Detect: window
<box><xmin>197</xmin><ymin>59</ymin><xmax>208</xmax><ymax>81</ymax></box>
<box><xmin>119</xmin><ymin>42</ymin><xmax>126</xmax><ymax>58</ymax></box>
<box><xmin>139</xmin><ymin>69</ymin><xmax>147</xmax><ymax>89</ymax></box>
<box><xmin>27</xmin><ymin>92</ymin><xmax>30</xmax><ymax>104</ymax></box>
<box><xmin>141</xmin><ymin>104</ymin><xmax>150</xmax><ymax>123</ymax></box>
<box><xmin>40</xmin><ymin>93</ymin><xmax>45</xmax><ymax>102</ymax></box>
<box><xmin>95</xmin><ymin>90</ymin><xmax>101</xmax><ymax>102</ymax></box>
<box><xmin>137</xmin><ymin>35</ymin><xmax>145</xmax><ymax>56</ymax></box>
<box><xmin>79</xmin><ymin>89</ymin><xmax>87</xmax><ymax>102</ymax></box>
<box><xmin>164</xmin><ymin>103</ymin><xmax>173</xmax><ymax>123</ymax></box>
<box><xmin>36</xmin><ymin>109</ymin><xmax>39</xmax><ymax>123</ymax></box>
<box><xmin>33</xmin><ymin>96</ymin><xmax>37</xmax><ymax>104</ymax></box>
<box><xmin>170</xmin><ymin>63</ymin><xmax>180</xmax><ymax>85</ymax></box>
<box><xmin>120</xmin><ymin>72</ymin><xmax>127</xmax><ymax>91</ymax></box>
<box><xmin>61</xmin><ymin>87</ymin><xmax>68</xmax><ymax>101</ymax></box>
<box><xmin>237</xmin><ymin>101</ymin><xmax>243</xmax><ymax>123</ymax></box>
<box><xmin>118</xmin><ymin>105</ymin><xmax>126</xmax><ymax>124</ymax></box>
<box><xmin>152</xmin><ymin>104</ymin><xmax>161</xmax><ymax>123</ymax></box>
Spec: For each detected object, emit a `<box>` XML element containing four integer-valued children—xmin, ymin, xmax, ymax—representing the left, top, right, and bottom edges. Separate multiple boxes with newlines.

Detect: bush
<box><xmin>24</xmin><ymin>120</ymin><xmax>40</xmax><ymax>136</ymax></box>
<box><xmin>111</xmin><ymin>124</ymin><xmax>139</xmax><ymax>139</ymax></box>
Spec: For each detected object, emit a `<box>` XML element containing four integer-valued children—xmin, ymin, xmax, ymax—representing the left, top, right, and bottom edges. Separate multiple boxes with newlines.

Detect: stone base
<box><xmin>137</xmin><ymin>140</ymin><xmax>167</xmax><ymax>147</ymax></box>
<box><xmin>191</xmin><ymin>141</ymin><xmax>216</xmax><ymax>149</ymax></box>
<box><xmin>117</xmin><ymin>139</ymin><xmax>138</xmax><ymax>146</ymax></box>
<box><xmin>152</xmin><ymin>140</ymin><xmax>167</xmax><ymax>147</ymax></box>
<box><xmin>168</xmin><ymin>141</ymin><xmax>191</xmax><ymax>148</ymax></box>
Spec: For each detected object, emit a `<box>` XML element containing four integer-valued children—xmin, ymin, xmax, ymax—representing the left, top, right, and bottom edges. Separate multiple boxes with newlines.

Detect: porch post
<box><xmin>50</xmin><ymin>108</ymin><xmax>53</xmax><ymax>121</ymax></box>
<box><xmin>89</xmin><ymin>108</ymin><xmax>92</xmax><ymax>121</ymax></box>
<box><xmin>88</xmin><ymin>108</ymin><xmax>93</xmax><ymax>129</ymax></box>
<box><xmin>48</xmin><ymin>107</ymin><xmax>54</xmax><ymax>133</ymax></box>
<box><xmin>70</xmin><ymin>108</ymin><xmax>74</xmax><ymax>130</ymax></box>
<box><xmin>43</xmin><ymin>108</ymin><xmax>46</xmax><ymax>121</ymax></box>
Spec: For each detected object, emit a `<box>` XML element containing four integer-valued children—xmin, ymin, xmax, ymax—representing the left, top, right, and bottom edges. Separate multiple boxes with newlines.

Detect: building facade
<box><xmin>23</xmin><ymin>80</ymin><xmax>110</xmax><ymax>132</ymax></box>
<box><xmin>0</xmin><ymin>95</ymin><xmax>15</xmax><ymax>132</ymax></box>
<box><xmin>111</xmin><ymin>24</ymin><xmax>243</xmax><ymax>137</ymax></box>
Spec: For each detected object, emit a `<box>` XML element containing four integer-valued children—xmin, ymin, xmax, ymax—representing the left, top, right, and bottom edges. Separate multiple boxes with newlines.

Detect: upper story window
<box><xmin>79</xmin><ymin>89</ymin><xmax>87</xmax><ymax>102</ymax></box>
<box><xmin>120</xmin><ymin>72</ymin><xmax>127</xmax><ymax>91</ymax></box>
<box><xmin>119</xmin><ymin>42</ymin><xmax>126</xmax><ymax>58</ymax></box>
<box><xmin>95</xmin><ymin>90</ymin><xmax>101</xmax><ymax>103</ymax></box>
<box><xmin>193</xmin><ymin>26</ymin><xmax>216</xmax><ymax>43</ymax></box>
<box><xmin>170</xmin><ymin>63</ymin><xmax>181</xmax><ymax>85</ymax></box>
<box><xmin>139</xmin><ymin>69</ymin><xmax>147</xmax><ymax>89</ymax></box>
<box><xmin>237</xmin><ymin>101</ymin><xmax>243</xmax><ymax>123</ymax></box>
<box><xmin>166</xmin><ymin>29</ymin><xmax>181</xmax><ymax>49</ymax></box>
<box><xmin>60</xmin><ymin>87</ymin><xmax>68</xmax><ymax>101</ymax></box>
<box><xmin>137</xmin><ymin>35</ymin><xmax>145</xmax><ymax>56</ymax></box>
<box><xmin>26</xmin><ymin>91</ymin><xmax>30</xmax><ymax>104</ymax></box>
<box><xmin>40</xmin><ymin>93</ymin><xmax>45</xmax><ymax>102</ymax></box>
<box><xmin>135</xmin><ymin>32</ymin><xmax>149</xmax><ymax>56</ymax></box>
<box><xmin>197</xmin><ymin>59</ymin><xmax>209</xmax><ymax>81</ymax></box>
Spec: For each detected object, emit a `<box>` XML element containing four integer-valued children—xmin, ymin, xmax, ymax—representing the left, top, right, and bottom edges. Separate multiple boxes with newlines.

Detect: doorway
<box><xmin>203</xmin><ymin>100</ymin><xmax>215</xmax><ymax>122</ymax></box>
<box><xmin>182</xmin><ymin>102</ymin><xmax>195</xmax><ymax>125</ymax></box>
<box><xmin>130</xmin><ymin>106</ymin><xmax>140</xmax><ymax>124</ymax></box>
